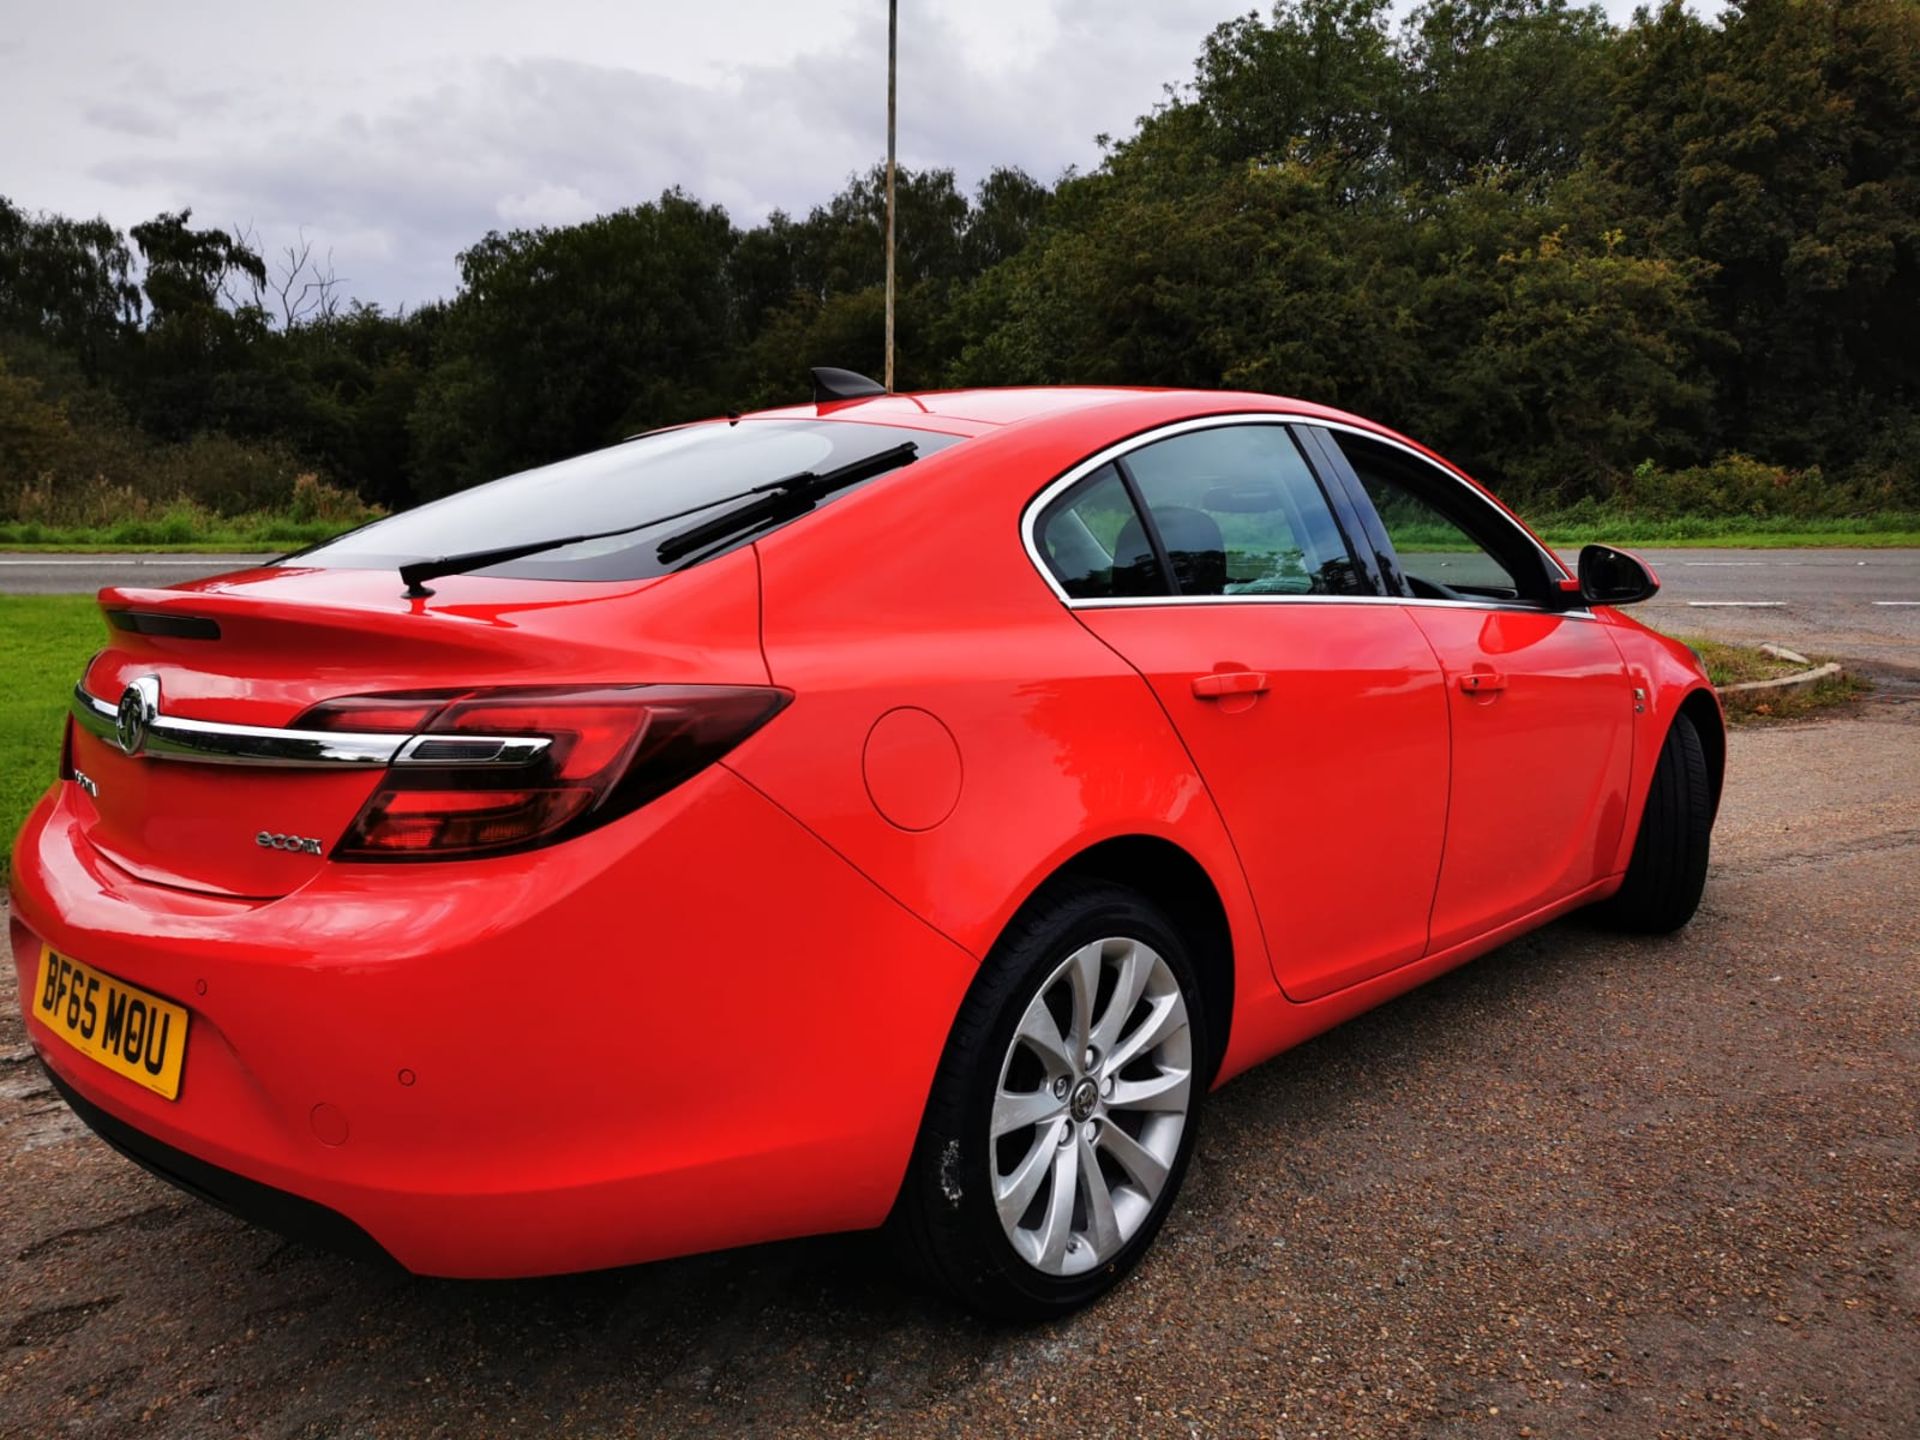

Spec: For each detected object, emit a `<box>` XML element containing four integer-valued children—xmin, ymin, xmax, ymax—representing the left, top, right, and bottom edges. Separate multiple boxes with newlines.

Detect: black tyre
<box><xmin>1595</xmin><ymin>711</ymin><xmax>1713</xmax><ymax>933</ymax></box>
<box><xmin>891</xmin><ymin>879</ymin><xmax>1208</xmax><ymax>1319</ymax></box>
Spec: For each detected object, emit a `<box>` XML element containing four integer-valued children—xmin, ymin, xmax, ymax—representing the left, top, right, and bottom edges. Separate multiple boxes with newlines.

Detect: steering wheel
<box><xmin>1405</xmin><ymin>573</ymin><xmax>1468</xmax><ymax>602</ymax></box>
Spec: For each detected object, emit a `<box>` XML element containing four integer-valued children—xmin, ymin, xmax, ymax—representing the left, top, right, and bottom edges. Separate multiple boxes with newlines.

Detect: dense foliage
<box><xmin>2</xmin><ymin>0</ymin><xmax>1916</xmax><ymax>525</ymax></box>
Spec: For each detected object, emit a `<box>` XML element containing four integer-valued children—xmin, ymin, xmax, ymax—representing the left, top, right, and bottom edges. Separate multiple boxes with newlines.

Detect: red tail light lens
<box><xmin>295</xmin><ymin>694</ymin><xmax>451</xmax><ymax>734</ymax></box>
<box><xmin>342</xmin><ymin>787</ymin><xmax>597</xmax><ymax>856</ymax></box>
<box><xmin>296</xmin><ymin>685</ymin><xmax>789</xmax><ymax>860</ymax></box>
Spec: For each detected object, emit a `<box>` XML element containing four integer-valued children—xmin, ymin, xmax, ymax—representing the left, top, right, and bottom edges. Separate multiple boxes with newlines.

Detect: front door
<box><xmin>1406</xmin><ymin>606</ymin><xmax>1634</xmax><ymax>946</ymax></box>
<box><xmin>1318</xmin><ymin>426</ymin><xmax>1636</xmax><ymax>948</ymax></box>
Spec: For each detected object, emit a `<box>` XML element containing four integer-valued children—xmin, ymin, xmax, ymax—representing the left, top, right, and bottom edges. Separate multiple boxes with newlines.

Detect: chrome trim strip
<box><xmin>392</xmin><ymin>733</ymin><xmax>552</xmax><ymax>767</ymax></box>
<box><xmin>1060</xmin><ymin>592</ymin><xmax>1595</xmax><ymax>618</ymax></box>
<box><xmin>1017</xmin><ymin>412</ymin><xmax>1581</xmax><ymax>617</ymax></box>
<box><xmin>70</xmin><ymin>685</ymin><xmax>550</xmax><ymax>768</ymax></box>
<box><xmin>73</xmin><ymin>684</ymin><xmax>401</xmax><ymax>766</ymax></box>
<box><xmin>70</xmin><ymin>686</ymin><xmax>117</xmax><ymax>739</ymax></box>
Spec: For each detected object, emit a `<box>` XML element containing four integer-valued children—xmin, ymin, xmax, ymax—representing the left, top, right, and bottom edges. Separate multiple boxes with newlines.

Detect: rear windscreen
<box><xmin>291</xmin><ymin>419</ymin><xmax>966</xmax><ymax>582</ymax></box>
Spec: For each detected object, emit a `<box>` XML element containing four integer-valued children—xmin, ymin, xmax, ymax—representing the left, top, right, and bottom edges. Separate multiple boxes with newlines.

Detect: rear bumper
<box><xmin>9</xmin><ymin>765</ymin><xmax>977</xmax><ymax>1277</ymax></box>
<box><xmin>40</xmin><ymin>1061</ymin><xmax>394</xmax><ymax>1265</ymax></box>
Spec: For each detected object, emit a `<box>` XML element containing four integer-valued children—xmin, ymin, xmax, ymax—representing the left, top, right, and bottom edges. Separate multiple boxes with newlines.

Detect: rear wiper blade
<box><xmin>397</xmin><ymin>441</ymin><xmax>920</xmax><ymax>597</ymax></box>
<box><xmin>651</xmin><ymin>441</ymin><xmax>920</xmax><ymax>565</ymax></box>
<box><xmin>398</xmin><ymin>496</ymin><xmax>725</xmax><ymax>597</ymax></box>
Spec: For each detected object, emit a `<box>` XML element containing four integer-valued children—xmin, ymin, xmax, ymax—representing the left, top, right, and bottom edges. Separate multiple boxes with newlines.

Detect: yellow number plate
<box><xmin>33</xmin><ymin>947</ymin><xmax>189</xmax><ymax>1101</ymax></box>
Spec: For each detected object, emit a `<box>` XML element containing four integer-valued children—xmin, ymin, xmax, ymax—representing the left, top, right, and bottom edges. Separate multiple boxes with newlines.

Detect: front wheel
<box><xmin>892</xmin><ymin>880</ymin><xmax>1208</xmax><ymax>1318</ymax></box>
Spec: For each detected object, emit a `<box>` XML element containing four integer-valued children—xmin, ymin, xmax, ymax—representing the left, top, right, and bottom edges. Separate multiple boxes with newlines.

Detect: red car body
<box><xmin>8</xmin><ymin>386</ymin><xmax>1723</xmax><ymax>1280</ymax></box>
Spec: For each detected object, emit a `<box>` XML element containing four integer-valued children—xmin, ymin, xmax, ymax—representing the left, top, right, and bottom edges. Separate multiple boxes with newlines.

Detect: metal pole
<box><xmin>884</xmin><ymin>0</ymin><xmax>897</xmax><ymax>392</ymax></box>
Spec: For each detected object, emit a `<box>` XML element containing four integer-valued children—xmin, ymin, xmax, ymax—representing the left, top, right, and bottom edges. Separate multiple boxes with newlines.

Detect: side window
<box><xmin>1035</xmin><ymin>463</ymin><xmax>1167</xmax><ymax>600</ymax></box>
<box><xmin>1120</xmin><ymin>426</ymin><xmax>1367</xmax><ymax>598</ymax></box>
<box><xmin>1335</xmin><ymin>433</ymin><xmax>1540</xmax><ymax>602</ymax></box>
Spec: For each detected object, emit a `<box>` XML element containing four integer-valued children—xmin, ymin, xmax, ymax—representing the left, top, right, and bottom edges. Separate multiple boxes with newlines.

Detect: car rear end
<box><xmin>8</xmin><ymin>418</ymin><xmax>981</xmax><ymax>1276</ymax></box>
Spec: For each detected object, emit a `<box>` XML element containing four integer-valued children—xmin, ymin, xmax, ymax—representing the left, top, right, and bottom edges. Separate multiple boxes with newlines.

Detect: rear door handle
<box><xmin>1458</xmin><ymin>671</ymin><xmax>1508</xmax><ymax>695</ymax></box>
<box><xmin>1192</xmin><ymin>670</ymin><xmax>1270</xmax><ymax>699</ymax></box>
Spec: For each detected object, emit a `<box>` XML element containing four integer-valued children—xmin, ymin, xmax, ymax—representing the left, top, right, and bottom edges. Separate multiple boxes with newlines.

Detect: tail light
<box><xmin>295</xmin><ymin>685</ymin><xmax>789</xmax><ymax>860</ymax></box>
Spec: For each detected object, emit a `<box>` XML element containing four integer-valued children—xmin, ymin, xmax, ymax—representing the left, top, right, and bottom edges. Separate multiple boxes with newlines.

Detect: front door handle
<box><xmin>1458</xmin><ymin>670</ymin><xmax>1508</xmax><ymax>695</ymax></box>
<box><xmin>1192</xmin><ymin>670</ymin><xmax>1270</xmax><ymax>700</ymax></box>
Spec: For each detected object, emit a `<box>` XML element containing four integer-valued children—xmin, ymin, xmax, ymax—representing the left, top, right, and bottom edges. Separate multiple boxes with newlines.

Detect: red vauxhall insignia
<box><xmin>9</xmin><ymin>375</ymin><xmax>1722</xmax><ymax>1316</ymax></box>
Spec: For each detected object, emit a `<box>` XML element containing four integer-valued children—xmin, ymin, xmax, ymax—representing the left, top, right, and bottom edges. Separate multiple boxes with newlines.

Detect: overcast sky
<box><xmin>4</xmin><ymin>0</ymin><xmax>1662</xmax><ymax>311</ymax></box>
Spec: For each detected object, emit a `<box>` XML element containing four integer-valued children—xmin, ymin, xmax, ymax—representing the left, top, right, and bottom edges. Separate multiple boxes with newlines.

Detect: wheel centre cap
<box><xmin>1068</xmin><ymin>1076</ymin><xmax>1099</xmax><ymax>1123</ymax></box>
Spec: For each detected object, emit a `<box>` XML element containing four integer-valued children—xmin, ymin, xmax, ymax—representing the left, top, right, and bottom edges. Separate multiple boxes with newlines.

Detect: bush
<box><xmin>141</xmin><ymin>432</ymin><xmax>309</xmax><ymax>515</ymax></box>
<box><xmin>0</xmin><ymin>465</ymin><xmax>382</xmax><ymax>545</ymax></box>
<box><xmin>286</xmin><ymin>471</ymin><xmax>372</xmax><ymax>523</ymax></box>
<box><xmin>0</xmin><ymin>359</ymin><xmax>71</xmax><ymax>478</ymax></box>
<box><xmin>1614</xmin><ymin>454</ymin><xmax>1899</xmax><ymax>521</ymax></box>
<box><xmin>0</xmin><ymin>383</ymin><xmax>385</xmax><ymax>542</ymax></box>
<box><xmin>2</xmin><ymin>344</ymin><xmax>320</xmax><ymax>523</ymax></box>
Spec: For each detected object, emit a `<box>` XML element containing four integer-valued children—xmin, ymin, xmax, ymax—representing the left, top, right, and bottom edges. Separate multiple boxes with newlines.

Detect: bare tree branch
<box><xmin>222</xmin><ymin>221</ymin><xmax>267</xmax><ymax>311</ymax></box>
<box><xmin>259</xmin><ymin>229</ymin><xmax>346</xmax><ymax>329</ymax></box>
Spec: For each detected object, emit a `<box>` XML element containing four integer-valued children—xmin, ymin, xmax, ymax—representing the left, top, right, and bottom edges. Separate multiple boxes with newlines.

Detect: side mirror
<box><xmin>1576</xmin><ymin>543</ymin><xmax>1659</xmax><ymax>607</ymax></box>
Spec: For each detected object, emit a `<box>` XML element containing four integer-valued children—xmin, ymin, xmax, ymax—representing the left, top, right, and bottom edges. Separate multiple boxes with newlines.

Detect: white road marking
<box><xmin>1687</xmin><ymin>601</ymin><xmax>1787</xmax><ymax>607</ymax></box>
<box><xmin>1872</xmin><ymin>600</ymin><xmax>1920</xmax><ymax>606</ymax></box>
<box><xmin>1680</xmin><ymin>561</ymin><xmax>1768</xmax><ymax>566</ymax></box>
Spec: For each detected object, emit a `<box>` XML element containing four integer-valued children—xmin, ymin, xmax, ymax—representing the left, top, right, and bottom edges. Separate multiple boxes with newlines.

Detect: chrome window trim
<box><xmin>71</xmin><ymin>685</ymin><xmax>550</xmax><ymax>769</ymax></box>
<box><xmin>1019</xmin><ymin>412</ymin><xmax>1582</xmax><ymax>617</ymax></box>
<box><xmin>1059</xmin><ymin>593</ymin><xmax>1584</xmax><ymax>616</ymax></box>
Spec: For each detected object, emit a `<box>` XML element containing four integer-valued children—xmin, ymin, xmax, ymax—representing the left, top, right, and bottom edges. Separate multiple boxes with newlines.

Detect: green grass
<box><xmin>1396</xmin><ymin>511</ymin><xmax>1920</xmax><ymax>550</ymax></box>
<box><xmin>1</xmin><ymin>474</ymin><xmax>381</xmax><ymax>552</ymax></box>
<box><xmin>1680</xmin><ymin>636</ymin><xmax>1804</xmax><ymax>687</ymax></box>
<box><xmin>0</xmin><ymin>516</ymin><xmax>357</xmax><ymax>552</ymax></box>
<box><xmin>1673</xmin><ymin>633</ymin><xmax>1869</xmax><ymax>723</ymax></box>
<box><xmin>1532</xmin><ymin>521</ymin><xmax>1920</xmax><ymax>549</ymax></box>
<box><xmin>0</xmin><ymin>541</ymin><xmax>296</xmax><ymax>554</ymax></box>
<box><xmin>1</xmin><ymin>596</ymin><xmax>108</xmax><ymax>873</ymax></box>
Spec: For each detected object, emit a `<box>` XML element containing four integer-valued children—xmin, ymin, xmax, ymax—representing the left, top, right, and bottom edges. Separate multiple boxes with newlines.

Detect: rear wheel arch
<box><xmin>1042</xmin><ymin>835</ymin><xmax>1235</xmax><ymax>1085</ymax></box>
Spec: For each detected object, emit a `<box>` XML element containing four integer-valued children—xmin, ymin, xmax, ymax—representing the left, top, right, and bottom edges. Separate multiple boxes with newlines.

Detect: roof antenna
<box><xmin>811</xmin><ymin>367</ymin><xmax>886</xmax><ymax>403</ymax></box>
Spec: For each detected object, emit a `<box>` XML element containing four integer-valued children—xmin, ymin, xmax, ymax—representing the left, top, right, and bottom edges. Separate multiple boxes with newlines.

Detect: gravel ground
<box><xmin>2</xmin><ymin>692</ymin><xmax>1916</xmax><ymax>1439</ymax></box>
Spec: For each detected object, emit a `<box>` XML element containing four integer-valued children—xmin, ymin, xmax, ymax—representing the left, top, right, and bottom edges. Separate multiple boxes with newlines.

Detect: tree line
<box><xmin>2</xmin><ymin>0</ymin><xmax>1916</xmax><ymax>529</ymax></box>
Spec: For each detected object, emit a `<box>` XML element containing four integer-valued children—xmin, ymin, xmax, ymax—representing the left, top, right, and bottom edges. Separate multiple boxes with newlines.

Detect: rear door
<box><xmin>1311</xmin><ymin>427</ymin><xmax>1635</xmax><ymax>948</ymax></box>
<box><xmin>1032</xmin><ymin>420</ymin><xmax>1453</xmax><ymax>1002</ymax></box>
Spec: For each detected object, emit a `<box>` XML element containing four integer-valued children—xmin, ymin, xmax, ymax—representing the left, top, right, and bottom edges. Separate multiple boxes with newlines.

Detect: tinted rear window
<box><xmin>291</xmin><ymin>419</ymin><xmax>966</xmax><ymax>582</ymax></box>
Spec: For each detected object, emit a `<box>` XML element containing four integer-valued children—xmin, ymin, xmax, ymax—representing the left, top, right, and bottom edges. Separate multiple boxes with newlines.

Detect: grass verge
<box><xmin>1676</xmin><ymin>634</ymin><xmax>1869</xmax><ymax>723</ymax></box>
<box><xmin>1</xmin><ymin>473</ymin><xmax>380</xmax><ymax>552</ymax></box>
<box><xmin>0</xmin><ymin>541</ymin><xmax>295</xmax><ymax>554</ymax></box>
<box><xmin>1539</xmin><ymin>528</ymin><xmax>1920</xmax><ymax>549</ymax></box>
<box><xmin>1510</xmin><ymin>511</ymin><xmax>1918</xmax><ymax>549</ymax></box>
<box><xmin>0</xmin><ymin>518</ymin><xmax>354</xmax><ymax>552</ymax></box>
<box><xmin>1</xmin><ymin>597</ymin><xmax>108</xmax><ymax>873</ymax></box>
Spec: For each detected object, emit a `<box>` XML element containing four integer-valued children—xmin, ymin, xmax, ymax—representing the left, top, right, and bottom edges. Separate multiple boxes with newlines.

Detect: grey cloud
<box><xmin>67</xmin><ymin>0</ymin><xmax>1237</xmax><ymax>310</ymax></box>
<box><xmin>85</xmin><ymin>101</ymin><xmax>178</xmax><ymax>140</ymax></box>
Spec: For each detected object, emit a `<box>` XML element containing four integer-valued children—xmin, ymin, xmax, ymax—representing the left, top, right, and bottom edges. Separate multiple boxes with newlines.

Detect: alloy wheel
<box><xmin>989</xmin><ymin>935</ymin><xmax>1193</xmax><ymax>1276</ymax></box>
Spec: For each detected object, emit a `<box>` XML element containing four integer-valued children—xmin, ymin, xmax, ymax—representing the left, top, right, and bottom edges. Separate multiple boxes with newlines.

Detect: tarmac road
<box><xmin>0</xmin><ymin>553</ymin><xmax>275</xmax><ymax>594</ymax></box>
<box><xmin>1</xmin><ymin>669</ymin><xmax>1915</xmax><ymax>1434</ymax></box>
<box><xmin>1622</xmin><ymin>547</ymin><xmax>1920</xmax><ymax>671</ymax></box>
